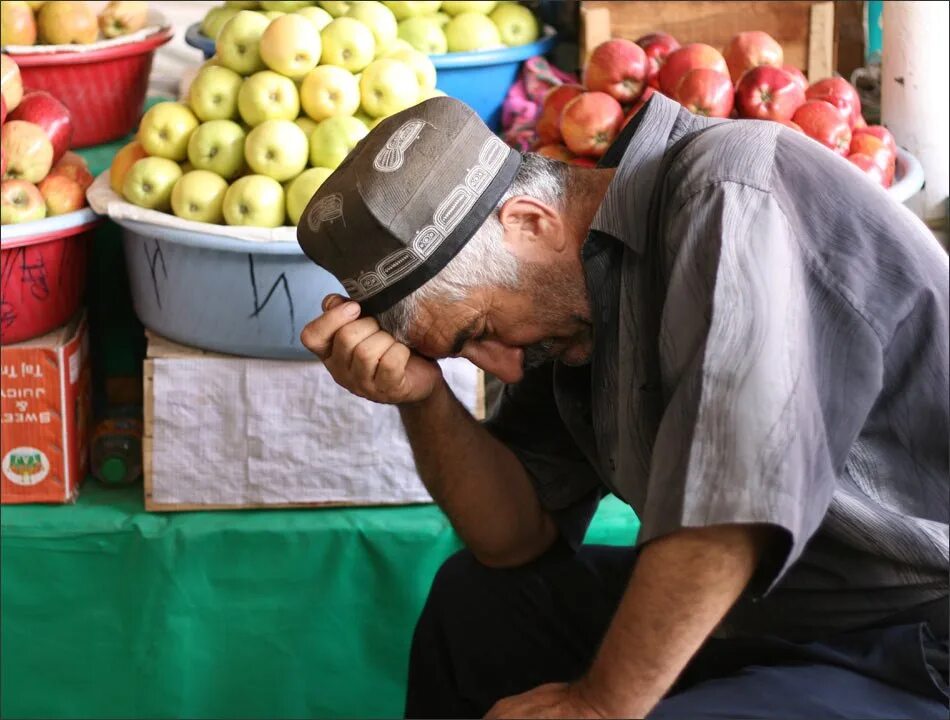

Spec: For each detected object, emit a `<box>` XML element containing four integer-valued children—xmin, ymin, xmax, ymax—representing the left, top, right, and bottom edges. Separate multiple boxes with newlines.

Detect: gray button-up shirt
<box><xmin>485</xmin><ymin>93</ymin><xmax>949</xmax><ymax>640</ymax></box>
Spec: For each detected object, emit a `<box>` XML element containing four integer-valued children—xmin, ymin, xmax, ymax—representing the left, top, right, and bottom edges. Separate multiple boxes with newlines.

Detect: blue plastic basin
<box><xmin>185</xmin><ymin>23</ymin><xmax>556</xmax><ymax>130</ymax></box>
<box><xmin>431</xmin><ymin>32</ymin><xmax>557</xmax><ymax>130</ymax></box>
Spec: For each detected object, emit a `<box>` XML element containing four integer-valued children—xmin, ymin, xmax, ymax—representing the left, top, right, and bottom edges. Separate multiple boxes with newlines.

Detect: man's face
<box><xmin>407</xmin><ymin>256</ymin><xmax>593</xmax><ymax>384</ymax></box>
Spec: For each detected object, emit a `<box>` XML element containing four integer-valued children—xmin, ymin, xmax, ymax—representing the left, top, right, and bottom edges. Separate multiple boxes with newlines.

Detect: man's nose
<box><xmin>460</xmin><ymin>339</ymin><xmax>525</xmax><ymax>385</ymax></box>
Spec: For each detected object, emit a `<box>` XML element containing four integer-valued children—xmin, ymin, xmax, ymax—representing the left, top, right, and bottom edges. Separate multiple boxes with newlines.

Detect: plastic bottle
<box><xmin>90</xmin><ymin>406</ymin><xmax>143</xmax><ymax>487</ymax></box>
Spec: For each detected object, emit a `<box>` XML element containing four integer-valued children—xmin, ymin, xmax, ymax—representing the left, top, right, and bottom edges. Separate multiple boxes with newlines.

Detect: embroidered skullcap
<box><xmin>296</xmin><ymin>97</ymin><xmax>522</xmax><ymax>315</ymax></box>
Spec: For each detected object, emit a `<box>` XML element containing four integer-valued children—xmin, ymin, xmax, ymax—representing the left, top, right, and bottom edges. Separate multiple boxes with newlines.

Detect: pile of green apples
<box><xmin>115</xmin><ymin>5</ymin><xmax>443</xmax><ymax>228</ymax></box>
<box><xmin>201</xmin><ymin>1</ymin><xmax>541</xmax><ymax>54</ymax></box>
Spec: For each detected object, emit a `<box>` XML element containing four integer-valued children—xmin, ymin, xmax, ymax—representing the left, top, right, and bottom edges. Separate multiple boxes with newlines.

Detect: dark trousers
<box><xmin>405</xmin><ymin>545</ymin><xmax>949</xmax><ymax>719</ymax></box>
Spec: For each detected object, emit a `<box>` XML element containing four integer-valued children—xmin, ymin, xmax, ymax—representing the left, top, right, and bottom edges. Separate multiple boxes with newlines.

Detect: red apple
<box><xmin>783</xmin><ymin>65</ymin><xmax>808</xmax><ymax>93</ymax></box>
<box><xmin>848</xmin><ymin>153</ymin><xmax>888</xmax><ymax>187</ymax></box>
<box><xmin>636</xmin><ymin>32</ymin><xmax>680</xmax><ymax>90</ymax></box>
<box><xmin>792</xmin><ymin>100</ymin><xmax>851</xmax><ymax>155</ymax></box>
<box><xmin>1</xmin><ymin>179</ymin><xmax>46</xmax><ymax>224</ymax></box>
<box><xmin>535</xmin><ymin>144</ymin><xmax>575</xmax><ymax>162</ymax></box>
<box><xmin>723</xmin><ymin>31</ymin><xmax>784</xmax><ymax>84</ymax></box>
<box><xmin>777</xmin><ymin>119</ymin><xmax>804</xmax><ymax>133</ymax></box>
<box><xmin>1</xmin><ymin>119</ymin><xmax>53</xmax><ymax>182</ymax></box>
<box><xmin>849</xmin><ymin>133</ymin><xmax>895</xmax><ymax>184</ymax></box>
<box><xmin>1</xmin><ymin>94</ymin><xmax>6</xmax><ymax>125</ymax></box>
<box><xmin>48</xmin><ymin>151</ymin><xmax>93</xmax><ymax>191</ymax></box>
<box><xmin>734</xmin><ymin>66</ymin><xmax>805</xmax><ymax>122</ymax></box>
<box><xmin>37</xmin><ymin>173</ymin><xmax>85</xmax><ymax>215</ymax></box>
<box><xmin>584</xmin><ymin>39</ymin><xmax>649</xmax><ymax>104</ymax></box>
<box><xmin>658</xmin><ymin>43</ymin><xmax>728</xmax><ymax>98</ymax></box>
<box><xmin>853</xmin><ymin>124</ymin><xmax>897</xmax><ymax>154</ymax></box>
<box><xmin>622</xmin><ymin>86</ymin><xmax>655</xmax><ymax>127</ymax></box>
<box><xmin>806</xmin><ymin>77</ymin><xmax>862</xmax><ymax>127</ymax></box>
<box><xmin>853</xmin><ymin>115</ymin><xmax>867</xmax><ymax>130</ymax></box>
<box><xmin>676</xmin><ymin>68</ymin><xmax>734</xmax><ymax>117</ymax></box>
<box><xmin>0</xmin><ymin>54</ymin><xmax>23</xmax><ymax>112</ymax></box>
<box><xmin>8</xmin><ymin>90</ymin><xmax>72</xmax><ymax>164</ymax></box>
<box><xmin>536</xmin><ymin>83</ymin><xmax>584</xmax><ymax>146</ymax></box>
<box><xmin>560</xmin><ymin>91</ymin><xmax>624</xmax><ymax>158</ymax></box>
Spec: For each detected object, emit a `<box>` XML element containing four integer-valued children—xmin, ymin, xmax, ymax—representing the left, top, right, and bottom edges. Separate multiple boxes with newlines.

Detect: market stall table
<box><xmin>1</xmin><ymin>485</ymin><xmax>639</xmax><ymax>719</ymax></box>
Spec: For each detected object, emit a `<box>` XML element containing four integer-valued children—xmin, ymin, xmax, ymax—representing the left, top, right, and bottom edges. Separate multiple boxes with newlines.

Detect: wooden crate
<box><xmin>580</xmin><ymin>1</ymin><xmax>836</xmax><ymax>82</ymax></box>
<box><xmin>143</xmin><ymin>332</ymin><xmax>485</xmax><ymax>512</ymax></box>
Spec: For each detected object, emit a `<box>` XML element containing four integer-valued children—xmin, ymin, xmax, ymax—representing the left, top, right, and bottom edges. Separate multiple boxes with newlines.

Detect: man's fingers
<box><xmin>322</xmin><ymin>293</ymin><xmax>348</xmax><ymax>313</ymax></box>
<box><xmin>331</xmin><ymin>317</ymin><xmax>381</xmax><ymax>364</ymax></box>
<box><xmin>350</xmin><ymin>331</ymin><xmax>398</xmax><ymax>387</ymax></box>
<box><xmin>300</xmin><ymin>300</ymin><xmax>361</xmax><ymax>359</ymax></box>
<box><xmin>375</xmin><ymin>341</ymin><xmax>412</xmax><ymax>393</ymax></box>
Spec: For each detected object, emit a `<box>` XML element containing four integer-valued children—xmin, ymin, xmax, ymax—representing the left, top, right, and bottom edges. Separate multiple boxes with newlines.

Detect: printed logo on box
<box><xmin>2</xmin><ymin>446</ymin><xmax>50</xmax><ymax>486</ymax></box>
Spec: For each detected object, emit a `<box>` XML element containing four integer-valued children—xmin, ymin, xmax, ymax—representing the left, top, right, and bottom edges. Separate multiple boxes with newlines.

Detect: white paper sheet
<box><xmin>150</xmin><ymin>355</ymin><xmax>480</xmax><ymax>506</ymax></box>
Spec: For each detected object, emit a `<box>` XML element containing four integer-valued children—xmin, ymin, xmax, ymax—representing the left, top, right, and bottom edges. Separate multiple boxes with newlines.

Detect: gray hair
<box><xmin>377</xmin><ymin>153</ymin><xmax>568</xmax><ymax>343</ymax></box>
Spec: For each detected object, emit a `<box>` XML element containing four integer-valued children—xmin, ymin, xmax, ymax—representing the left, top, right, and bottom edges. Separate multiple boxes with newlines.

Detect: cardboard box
<box><xmin>1</xmin><ymin>312</ymin><xmax>91</xmax><ymax>504</ymax></box>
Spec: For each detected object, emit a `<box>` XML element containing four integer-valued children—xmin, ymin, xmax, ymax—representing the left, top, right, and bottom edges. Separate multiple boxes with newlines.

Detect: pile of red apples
<box><xmin>535</xmin><ymin>31</ymin><xmax>897</xmax><ymax>188</ymax></box>
<box><xmin>0</xmin><ymin>54</ymin><xmax>93</xmax><ymax>225</ymax></box>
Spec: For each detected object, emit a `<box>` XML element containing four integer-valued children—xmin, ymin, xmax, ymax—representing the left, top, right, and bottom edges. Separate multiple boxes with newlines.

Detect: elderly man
<box><xmin>297</xmin><ymin>96</ymin><xmax>948</xmax><ymax>719</ymax></box>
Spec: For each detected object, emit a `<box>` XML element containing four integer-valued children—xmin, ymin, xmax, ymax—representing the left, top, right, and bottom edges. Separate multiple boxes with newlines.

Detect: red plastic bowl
<box><xmin>11</xmin><ymin>29</ymin><xmax>173</xmax><ymax>148</ymax></box>
<box><xmin>1</xmin><ymin>208</ymin><xmax>101</xmax><ymax>345</ymax></box>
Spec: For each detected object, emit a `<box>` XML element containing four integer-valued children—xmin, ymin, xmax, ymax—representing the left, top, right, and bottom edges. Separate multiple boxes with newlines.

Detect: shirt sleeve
<box><xmin>482</xmin><ymin>364</ymin><xmax>605</xmax><ymax>549</ymax></box>
<box><xmin>638</xmin><ymin>180</ymin><xmax>884</xmax><ymax>593</ymax></box>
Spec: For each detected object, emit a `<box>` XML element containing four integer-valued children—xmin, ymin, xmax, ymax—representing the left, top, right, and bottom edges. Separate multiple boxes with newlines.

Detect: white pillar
<box><xmin>881</xmin><ymin>1</ymin><xmax>949</xmax><ymax>222</ymax></box>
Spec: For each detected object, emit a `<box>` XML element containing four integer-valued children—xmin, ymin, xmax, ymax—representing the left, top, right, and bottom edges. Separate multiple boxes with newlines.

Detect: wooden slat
<box><xmin>580</xmin><ymin>1</ymin><xmax>835</xmax><ymax>77</ymax></box>
<box><xmin>807</xmin><ymin>1</ymin><xmax>836</xmax><ymax>82</ymax></box>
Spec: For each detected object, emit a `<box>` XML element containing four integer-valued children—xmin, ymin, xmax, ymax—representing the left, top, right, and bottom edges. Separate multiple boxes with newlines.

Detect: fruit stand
<box><xmin>1</xmin><ymin>1</ymin><xmax>943</xmax><ymax>718</ymax></box>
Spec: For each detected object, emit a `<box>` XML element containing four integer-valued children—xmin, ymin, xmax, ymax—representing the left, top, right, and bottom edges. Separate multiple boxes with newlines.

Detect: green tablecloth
<box><xmin>1</xmin><ymin>487</ymin><xmax>638</xmax><ymax>719</ymax></box>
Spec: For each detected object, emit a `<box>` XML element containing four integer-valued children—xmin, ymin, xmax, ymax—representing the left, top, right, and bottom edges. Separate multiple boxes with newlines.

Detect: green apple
<box><xmin>295</xmin><ymin>116</ymin><xmax>319</xmax><ymax>138</ymax></box>
<box><xmin>226</xmin><ymin>1</ymin><xmax>260</xmax><ymax>8</ymax></box>
<box><xmin>171</xmin><ymin>170</ymin><xmax>229</xmax><ymax>223</ymax></box>
<box><xmin>122</xmin><ymin>157</ymin><xmax>183</xmax><ymax>211</ymax></box>
<box><xmin>187</xmin><ymin>120</ymin><xmax>247</xmax><ymax>180</ymax></box>
<box><xmin>299</xmin><ymin>64</ymin><xmax>361</xmax><ymax>121</ymax></box>
<box><xmin>385</xmin><ymin>45</ymin><xmax>436</xmax><ymax>89</ymax></box>
<box><xmin>223</xmin><ymin>175</ymin><xmax>286</xmax><ymax>227</ymax></box>
<box><xmin>188</xmin><ymin>65</ymin><xmax>243</xmax><ymax>122</ymax></box>
<box><xmin>353</xmin><ymin>111</ymin><xmax>374</xmax><ymax>128</ymax></box>
<box><xmin>320</xmin><ymin>17</ymin><xmax>376</xmax><ymax>72</ymax></box>
<box><xmin>346</xmin><ymin>1</ymin><xmax>398</xmax><ymax>57</ymax></box>
<box><xmin>244</xmin><ymin>120</ymin><xmax>309</xmax><ymax>181</ymax></box>
<box><xmin>138</xmin><ymin>102</ymin><xmax>199</xmax><ymax>161</ymax></box>
<box><xmin>201</xmin><ymin>6</ymin><xmax>240</xmax><ymax>39</ymax></box>
<box><xmin>259</xmin><ymin>13</ymin><xmax>321</xmax><ymax>78</ymax></box>
<box><xmin>359</xmin><ymin>58</ymin><xmax>420</xmax><ymax>117</ymax></box>
<box><xmin>489</xmin><ymin>2</ymin><xmax>537</xmax><ymax>46</ymax></box>
<box><xmin>397</xmin><ymin>17</ymin><xmax>447</xmax><ymax>54</ymax></box>
<box><xmin>0</xmin><ymin>181</ymin><xmax>46</xmax><ymax>225</ymax></box>
<box><xmin>286</xmin><ymin>166</ymin><xmax>334</xmax><ymax>224</ymax></box>
<box><xmin>383</xmin><ymin>1</ymin><xmax>442</xmax><ymax>20</ymax></box>
<box><xmin>309</xmin><ymin>116</ymin><xmax>368</xmax><ymax>168</ymax></box>
<box><xmin>238</xmin><ymin>70</ymin><xmax>300</xmax><ymax>126</ymax></box>
<box><xmin>216</xmin><ymin>10</ymin><xmax>270</xmax><ymax>76</ymax></box>
<box><xmin>441</xmin><ymin>1</ymin><xmax>496</xmax><ymax>15</ymax></box>
<box><xmin>445</xmin><ymin>12</ymin><xmax>500</xmax><ymax>51</ymax></box>
<box><xmin>260</xmin><ymin>0</ymin><xmax>312</xmax><ymax>10</ymax></box>
<box><xmin>431</xmin><ymin>11</ymin><xmax>450</xmax><ymax>27</ymax></box>
<box><xmin>294</xmin><ymin>5</ymin><xmax>333</xmax><ymax>31</ymax></box>
<box><xmin>259</xmin><ymin>10</ymin><xmax>285</xmax><ymax>20</ymax></box>
<box><xmin>318</xmin><ymin>1</ymin><xmax>352</xmax><ymax>17</ymax></box>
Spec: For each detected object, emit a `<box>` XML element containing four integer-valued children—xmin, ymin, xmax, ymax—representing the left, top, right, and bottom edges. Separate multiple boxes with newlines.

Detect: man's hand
<box><xmin>485</xmin><ymin>683</ymin><xmax>606</xmax><ymax>720</ymax></box>
<box><xmin>300</xmin><ymin>294</ymin><xmax>443</xmax><ymax>404</ymax></box>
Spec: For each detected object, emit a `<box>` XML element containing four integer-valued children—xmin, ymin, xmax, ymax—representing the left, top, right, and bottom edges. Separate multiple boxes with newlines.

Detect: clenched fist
<box><xmin>301</xmin><ymin>294</ymin><xmax>444</xmax><ymax>404</ymax></box>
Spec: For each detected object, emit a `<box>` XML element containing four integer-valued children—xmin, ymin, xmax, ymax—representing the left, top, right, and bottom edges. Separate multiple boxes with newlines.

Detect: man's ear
<box><xmin>497</xmin><ymin>195</ymin><xmax>565</xmax><ymax>261</ymax></box>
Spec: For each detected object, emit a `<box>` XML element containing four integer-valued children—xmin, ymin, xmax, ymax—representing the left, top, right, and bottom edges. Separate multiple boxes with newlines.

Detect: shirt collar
<box><xmin>589</xmin><ymin>93</ymin><xmax>711</xmax><ymax>254</ymax></box>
